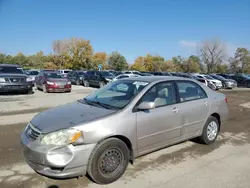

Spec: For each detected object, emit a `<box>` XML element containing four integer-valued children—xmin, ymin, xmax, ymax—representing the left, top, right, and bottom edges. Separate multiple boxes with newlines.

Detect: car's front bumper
<box><xmin>0</xmin><ymin>82</ymin><xmax>33</xmax><ymax>93</ymax></box>
<box><xmin>46</xmin><ymin>85</ymin><xmax>71</xmax><ymax>93</ymax></box>
<box><xmin>20</xmin><ymin>130</ymin><xmax>96</xmax><ymax>179</ymax></box>
<box><xmin>225</xmin><ymin>82</ymin><xmax>237</xmax><ymax>88</ymax></box>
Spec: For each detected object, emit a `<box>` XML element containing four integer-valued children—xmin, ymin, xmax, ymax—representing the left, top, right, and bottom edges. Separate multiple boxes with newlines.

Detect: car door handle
<box><xmin>172</xmin><ymin>107</ymin><xmax>179</xmax><ymax>113</ymax></box>
<box><xmin>204</xmin><ymin>101</ymin><xmax>208</xmax><ymax>106</ymax></box>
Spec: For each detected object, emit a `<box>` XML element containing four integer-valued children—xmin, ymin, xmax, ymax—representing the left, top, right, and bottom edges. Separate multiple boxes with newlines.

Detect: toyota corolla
<box><xmin>21</xmin><ymin>76</ymin><xmax>228</xmax><ymax>184</ymax></box>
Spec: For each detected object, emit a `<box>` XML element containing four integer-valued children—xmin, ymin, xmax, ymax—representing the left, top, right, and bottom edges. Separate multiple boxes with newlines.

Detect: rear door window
<box><xmin>176</xmin><ymin>81</ymin><xmax>207</xmax><ymax>102</ymax></box>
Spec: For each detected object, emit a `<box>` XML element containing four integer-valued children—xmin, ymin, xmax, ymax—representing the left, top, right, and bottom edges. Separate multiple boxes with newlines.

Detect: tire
<box><xmin>76</xmin><ymin>79</ymin><xmax>81</xmax><ymax>86</ymax></box>
<box><xmin>26</xmin><ymin>89</ymin><xmax>33</xmax><ymax>95</ymax></box>
<box><xmin>246</xmin><ymin>82</ymin><xmax>250</xmax><ymax>88</ymax></box>
<box><xmin>42</xmin><ymin>84</ymin><xmax>47</xmax><ymax>93</ymax></box>
<box><xmin>99</xmin><ymin>81</ymin><xmax>105</xmax><ymax>88</ymax></box>
<box><xmin>222</xmin><ymin>83</ymin><xmax>226</xmax><ymax>89</ymax></box>
<box><xmin>83</xmin><ymin>80</ymin><xmax>89</xmax><ymax>87</ymax></box>
<box><xmin>199</xmin><ymin>116</ymin><xmax>219</xmax><ymax>145</ymax></box>
<box><xmin>87</xmin><ymin>138</ymin><xmax>129</xmax><ymax>184</ymax></box>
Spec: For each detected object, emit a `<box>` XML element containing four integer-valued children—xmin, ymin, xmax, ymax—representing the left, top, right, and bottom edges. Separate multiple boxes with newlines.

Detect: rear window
<box><xmin>176</xmin><ymin>81</ymin><xmax>207</xmax><ymax>102</ymax></box>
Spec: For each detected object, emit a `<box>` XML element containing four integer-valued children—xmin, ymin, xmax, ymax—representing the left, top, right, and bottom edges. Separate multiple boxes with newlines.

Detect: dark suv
<box><xmin>67</xmin><ymin>70</ymin><xmax>87</xmax><ymax>86</ymax></box>
<box><xmin>231</xmin><ymin>74</ymin><xmax>250</xmax><ymax>87</ymax></box>
<box><xmin>0</xmin><ymin>64</ymin><xmax>33</xmax><ymax>94</ymax></box>
<box><xmin>84</xmin><ymin>70</ymin><xmax>114</xmax><ymax>87</ymax></box>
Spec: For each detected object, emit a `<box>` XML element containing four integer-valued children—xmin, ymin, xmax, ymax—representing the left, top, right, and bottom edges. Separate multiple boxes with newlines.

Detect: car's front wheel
<box><xmin>83</xmin><ymin>80</ymin><xmax>89</xmax><ymax>87</ymax></box>
<box><xmin>87</xmin><ymin>138</ymin><xmax>129</xmax><ymax>184</ymax></box>
<box><xmin>42</xmin><ymin>84</ymin><xmax>47</xmax><ymax>93</ymax></box>
<box><xmin>199</xmin><ymin>116</ymin><xmax>219</xmax><ymax>144</ymax></box>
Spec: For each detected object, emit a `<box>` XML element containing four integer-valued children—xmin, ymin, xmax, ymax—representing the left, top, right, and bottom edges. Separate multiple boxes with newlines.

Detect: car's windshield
<box><xmin>78</xmin><ymin>72</ymin><xmax>85</xmax><ymax>75</ymax></box>
<box><xmin>85</xmin><ymin>80</ymin><xmax>149</xmax><ymax>109</ymax></box>
<box><xmin>204</xmin><ymin>75</ymin><xmax>214</xmax><ymax>80</ymax></box>
<box><xmin>0</xmin><ymin>66</ymin><xmax>24</xmax><ymax>74</ymax></box>
<box><xmin>27</xmin><ymin>71</ymin><xmax>39</xmax><ymax>75</ymax></box>
<box><xmin>45</xmin><ymin>72</ymin><xmax>63</xmax><ymax>78</ymax></box>
<box><xmin>100</xmin><ymin>71</ymin><xmax>113</xmax><ymax>77</ymax></box>
<box><xmin>213</xmin><ymin>75</ymin><xmax>226</xmax><ymax>80</ymax></box>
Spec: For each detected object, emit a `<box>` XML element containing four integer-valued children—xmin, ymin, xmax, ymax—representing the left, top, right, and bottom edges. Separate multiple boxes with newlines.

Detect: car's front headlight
<box><xmin>40</xmin><ymin>129</ymin><xmax>83</xmax><ymax>146</ymax></box>
<box><xmin>0</xmin><ymin>78</ymin><xmax>6</xmax><ymax>82</ymax></box>
<box><xmin>26</xmin><ymin>77</ymin><xmax>33</xmax><ymax>82</ymax></box>
<box><xmin>105</xmin><ymin>78</ymin><xmax>112</xmax><ymax>82</ymax></box>
<box><xmin>47</xmin><ymin>81</ymin><xmax>54</xmax><ymax>85</ymax></box>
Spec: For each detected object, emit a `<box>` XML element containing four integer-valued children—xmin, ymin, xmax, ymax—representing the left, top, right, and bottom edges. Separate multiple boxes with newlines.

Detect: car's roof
<box><xmin>124</xmin><ymin>76</ymin><xmax>192</xmax><ymax>82</ymax></box>
<box><xmin>0</xmin><ymin>64</ymin><xmax>21</xmax><ymax>67</ymax></box>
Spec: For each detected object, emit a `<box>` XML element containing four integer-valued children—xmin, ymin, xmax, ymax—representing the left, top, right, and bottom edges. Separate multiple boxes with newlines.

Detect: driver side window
<box><xmin>140</xmin><ymin>81</ymin><xmax>177</xmax><ymax>107</ymax></box>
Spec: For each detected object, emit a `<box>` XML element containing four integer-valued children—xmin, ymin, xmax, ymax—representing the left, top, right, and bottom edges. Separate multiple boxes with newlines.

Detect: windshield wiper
<box><xmin>83</xmin><ymin>98</ymin><xmax>118</xmax><ymax>110</ymax></box>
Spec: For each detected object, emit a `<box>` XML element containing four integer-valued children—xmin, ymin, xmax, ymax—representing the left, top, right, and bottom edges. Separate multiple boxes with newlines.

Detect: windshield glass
<box><xmin>78</xmin><ymin>72</ymin><xmax>84</xmax><ymax>75</ymax></box>
<box><xmin>204</xmin><ymin>75</ymin><xmax>214</xmax><ymax>80</ymax></box>
<box><xmin>45</xmin><ymin>72</ymin><xmax>63</xmax><ymax>78</ymax></box>
<box><xmin>0</xmin><ymin>67</ymin><xmax>24</xmax><ymax>74</ymax></box>
<box><xmin>100</xmin><ymin>71</ymin><xmax>113</xmax><ymax>77</ymax></box>
<box><xmin>213</xmin><ymin>75</ymin><xmax>225</xmax><ymax>80</ymax></box>
<box><xmin>27</xmin><ymin>71</ymin><xmax>39</xmax><ymax>75</ymax></box>
<box><xmin>85</xmin><ymin>80</ymin><xmax>149</xmax><ymax>109</ymax></box>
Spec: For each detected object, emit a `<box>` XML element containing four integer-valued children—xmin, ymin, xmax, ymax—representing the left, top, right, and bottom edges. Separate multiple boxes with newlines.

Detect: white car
<box><xmin>112</xmin><ymin>74</ymin><xmax>140</xmax><ymax>82</ymax></box>
<box><xmin>197</xmin><ymin>74</ymin><xmax>222</xmax><ymax>89</ymax></box>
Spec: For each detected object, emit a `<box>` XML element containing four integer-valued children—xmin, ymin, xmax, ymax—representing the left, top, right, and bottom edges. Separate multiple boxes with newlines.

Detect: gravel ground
<box><xmin>0</xmin><ymin>86</ymin><xmax>250</xmax><ymax>188</ymax></box>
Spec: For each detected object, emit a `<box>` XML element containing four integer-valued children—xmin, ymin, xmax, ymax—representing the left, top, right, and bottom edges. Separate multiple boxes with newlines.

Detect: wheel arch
<box><xmin>210</xmin><ymin>113</ymin><xmax>221</xmax><ymax>131</ymax></box>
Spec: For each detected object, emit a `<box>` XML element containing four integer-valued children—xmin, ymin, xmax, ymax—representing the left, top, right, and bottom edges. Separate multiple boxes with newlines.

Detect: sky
<box><xmin>0</xmin><ymin>0</ymin><xmax>250</xmax><ymax>63</ymax></box>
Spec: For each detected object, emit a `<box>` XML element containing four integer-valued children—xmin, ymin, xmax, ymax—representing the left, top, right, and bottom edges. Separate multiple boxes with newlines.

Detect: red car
<box><xmin>35</xmin><ymin>70</ymin><xmax>71</xmax><ymax>93</ymax></box>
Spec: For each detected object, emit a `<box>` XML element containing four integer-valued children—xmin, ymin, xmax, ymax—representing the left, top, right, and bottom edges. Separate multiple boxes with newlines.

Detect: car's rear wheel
<box><xmin>199</xmin><ymin>116</ymin><xmax>219</xmax><ymax>145</ymax></box>
<box><xmin>42</xmin><ymin>84</ymin><xmax>47</xmax><ymax>93</ymax></box>
<box><xmin>83</xmin><ymin>80</ymin><xmax>89</xmax><ymax>87</ymax></box>
<box><xmin>99</xmin><ymin>81</ymin><xmax>105</xmax><ymax>88</ymax></box>
<box><xmin>87</xmin><ymin>138</ymin><xmax>129</xmax><ymax>184</ymax></box>
<box><xmin>26</xmin><ymin>89</ymin><xmax>33</xmax><ymax>95</ymax></box>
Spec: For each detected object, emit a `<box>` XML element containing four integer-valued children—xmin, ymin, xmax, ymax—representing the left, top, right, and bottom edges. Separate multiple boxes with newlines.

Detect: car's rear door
<box><xmin>136</xmin><ymin>81</ymin><xmax>182</xmax><ymax>154</ymax></box>
<box><xmin>175</xmin><ymin>80</ymin><xmax>210</xmax><ymax>140</ymax></box>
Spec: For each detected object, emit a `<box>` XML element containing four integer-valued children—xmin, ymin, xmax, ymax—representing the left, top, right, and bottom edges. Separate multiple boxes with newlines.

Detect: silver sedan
<box><xmin>20</xmin><ymin>76</ymin><xmax>228</xmax><ymax>184</ymax></box>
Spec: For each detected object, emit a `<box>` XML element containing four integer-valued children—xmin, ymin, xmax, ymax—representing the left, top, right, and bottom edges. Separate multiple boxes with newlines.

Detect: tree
<box><xmin>215</xmin><ymin>64</ymin><xmax>228</xmax><ymax>73</ymax></box>
<box><xmin>11</xmin><ymin>52</ymin><xmax>28</xmax><ymax>66</ymax></box>
<box><xmin>108</xmin><ymin>51</ymin><xmax>128</xmax><ymax>71</ymax></box>
<box><xmin>182</xmin><ymin>55</ymin><xmax>201</xmax><ymax>73</ymax></box>
<box><xmin>234</xmin><ymin>48</ymin><xmax>250</xmax><ymax>73</ymax></box>
<box><xmin>229</xmin><ymin>57</ymin><xmax>240</xmax><ymax>73</ymax></box>
<box><xmin>199</xmin><ymin>39</ymin><xmax>226</xmax><ymax>73</ymax></box>
<box><xmin>92</xmin><ymin>52</ymin><xmax>108</xmax><ymax>70</ymax></box>
<box><xmin>52</xmin><ymin>38</ymin><xmax>93</xmax><ymax>70</ymax></box>
<box><xmin>172</xmin><ymin>56</ymin><xmax>184</xmax><ymax>72</ymax></box>
<box><xmin>160</xmin><ymin>60</ymin><xmax>177</xmax><ymax>72</ymax></box>
<box><xmin>130</xmin><ymin>56</ymin><xmax>146</xmax><ymax>71</ymax></box>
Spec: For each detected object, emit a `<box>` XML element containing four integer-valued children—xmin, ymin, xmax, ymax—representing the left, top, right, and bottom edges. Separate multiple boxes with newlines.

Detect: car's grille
<box><xmin>56</xmin><ymin>82</ymin><xmax>66</xmax><ymax>86</ymax></box>
<box><xmin>7</xmin><ymin>77</ymin><xmax>26</xmax><ymax>83</ymax></box>
<box><xmin>25</xmin><ymin>123</ymin><xmax>41</xmax><ymax>140</ymax></box>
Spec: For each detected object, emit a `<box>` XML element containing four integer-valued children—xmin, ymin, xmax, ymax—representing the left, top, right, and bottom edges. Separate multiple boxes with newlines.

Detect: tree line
<box><xmin>0</xmin><ymin>38</ymin><xmax>250</xmax><ymax>73</ymax></box>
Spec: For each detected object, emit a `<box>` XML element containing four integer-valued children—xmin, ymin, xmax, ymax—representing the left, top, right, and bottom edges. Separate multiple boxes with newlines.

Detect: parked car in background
<box><xmin>231</xmin><ymin>73</ymin><xmax>250</xmax><ymax>87</ymax></box>
<box><xmin>0</xmin><ymin>64</ymin><xmax>33</xmax><ymax>94</ymax></box>
<box><xmin>217</xmin><ymin>73</ymin><xmax>233</xmax><ymax>79</ymax></box>
<box><xmin>209</xmin><ymin>74</ymin><xmax>237</xmax><ymax>89</ymax></box>
<box><xmin>35</xmin><ymin>70</ymin><xmax>71</xmax><ymax>93</ymax></box>
<box><xmin>123</xmin><ymin>70</ymin><xmax>144</xmax><ymax>76</ymax></box>
<box><xmin>84</xmin><ymin>70</ymin><xmax>114</xmax><ymax>87</ymax></box>
<box><xmin>21</xmin><ymin>76</ymin><xmax>228</xmax><ymax>184</ymax></box>
<box><xmin>196</xmin><ymin>74</ymin><xmax>222</xmax><ymax>90</ymax></box>
<box><xmin>108</xmin><ymin>70</ymin><xmax>122</xmax><ymax>76</ymax></box>
<box><xmin>25</xmin><ymin>69</ymin><xmax>40</xmax><ymax>85</ymax></box>
<box><xmin>58</xmin><ymin>69</ymin><xmax>72</xmax><ymax>78</ymax></box>
<box><xmin>67</xmin><ymin>70</ymin><xmax>87</xmax><ymax>86</ymax></box>
<box><xmin>112</xmin><ymin>73</ymin><xmax>140</xmax><ymax>81</ymax></box>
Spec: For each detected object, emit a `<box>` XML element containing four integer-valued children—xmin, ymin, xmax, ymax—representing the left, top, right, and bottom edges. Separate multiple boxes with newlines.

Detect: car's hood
<box><xmin>225</xmin><ymin>79</ymin><xmax>236</xmax><ymax>82</ymax></box>
<box><xmin>31</xmin><ymin>101</ymin><xmax>116</xmax><ymax>133</ymax></box>
<box><xmin>103</xmin><ymin>76</ymin><xmax>114</xmax><ymax>80</ymax></box>
<box><xmin>47</xmin><ymin>78</ymin><xmax>68</xmax><ymax>82</ymax></box>
<box><xmin>0</xmin><ymin>73</ymin><xmax>27</xmax><ymax>78</ymax></box>
<box><xmin>209</xmin><ymin>79</ymin><xmax>221</xmax><ymax>83</ymax></box>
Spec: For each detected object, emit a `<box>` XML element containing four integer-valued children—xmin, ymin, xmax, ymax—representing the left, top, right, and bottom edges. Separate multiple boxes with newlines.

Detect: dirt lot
<box><xmin>0</xmin><ymin>87</ymin><xmax>250</xmax><ymax>188</ymax></box>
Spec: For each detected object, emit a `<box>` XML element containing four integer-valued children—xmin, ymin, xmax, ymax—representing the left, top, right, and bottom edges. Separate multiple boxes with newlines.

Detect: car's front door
<box><xmin>175</xmin><ymin>81</ymin><xmax>210</xmax><ymax>139</ymax></box>
<box><xmin>136</xmin><ymin>81</ymin><xmax>182</xmax><ymax>154</ymax></box>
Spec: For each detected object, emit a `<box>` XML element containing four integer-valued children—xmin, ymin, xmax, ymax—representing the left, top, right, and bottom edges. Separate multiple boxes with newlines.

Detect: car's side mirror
<box><xmin>137</xmin><ymin>102</ymin><xmax>155</xmax><ymax>110</ymax></box>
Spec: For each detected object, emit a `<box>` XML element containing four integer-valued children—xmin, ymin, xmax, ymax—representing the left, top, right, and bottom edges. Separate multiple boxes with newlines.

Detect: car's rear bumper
<box><xmin>0</xmin><ymin>82</ymin><xmax>33</xmax><ymax>93</ymax></box>
<box><xmin>20</xmin><ymin>131</ymin><xmax>95</xmax><ymax>179</ymax></box>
